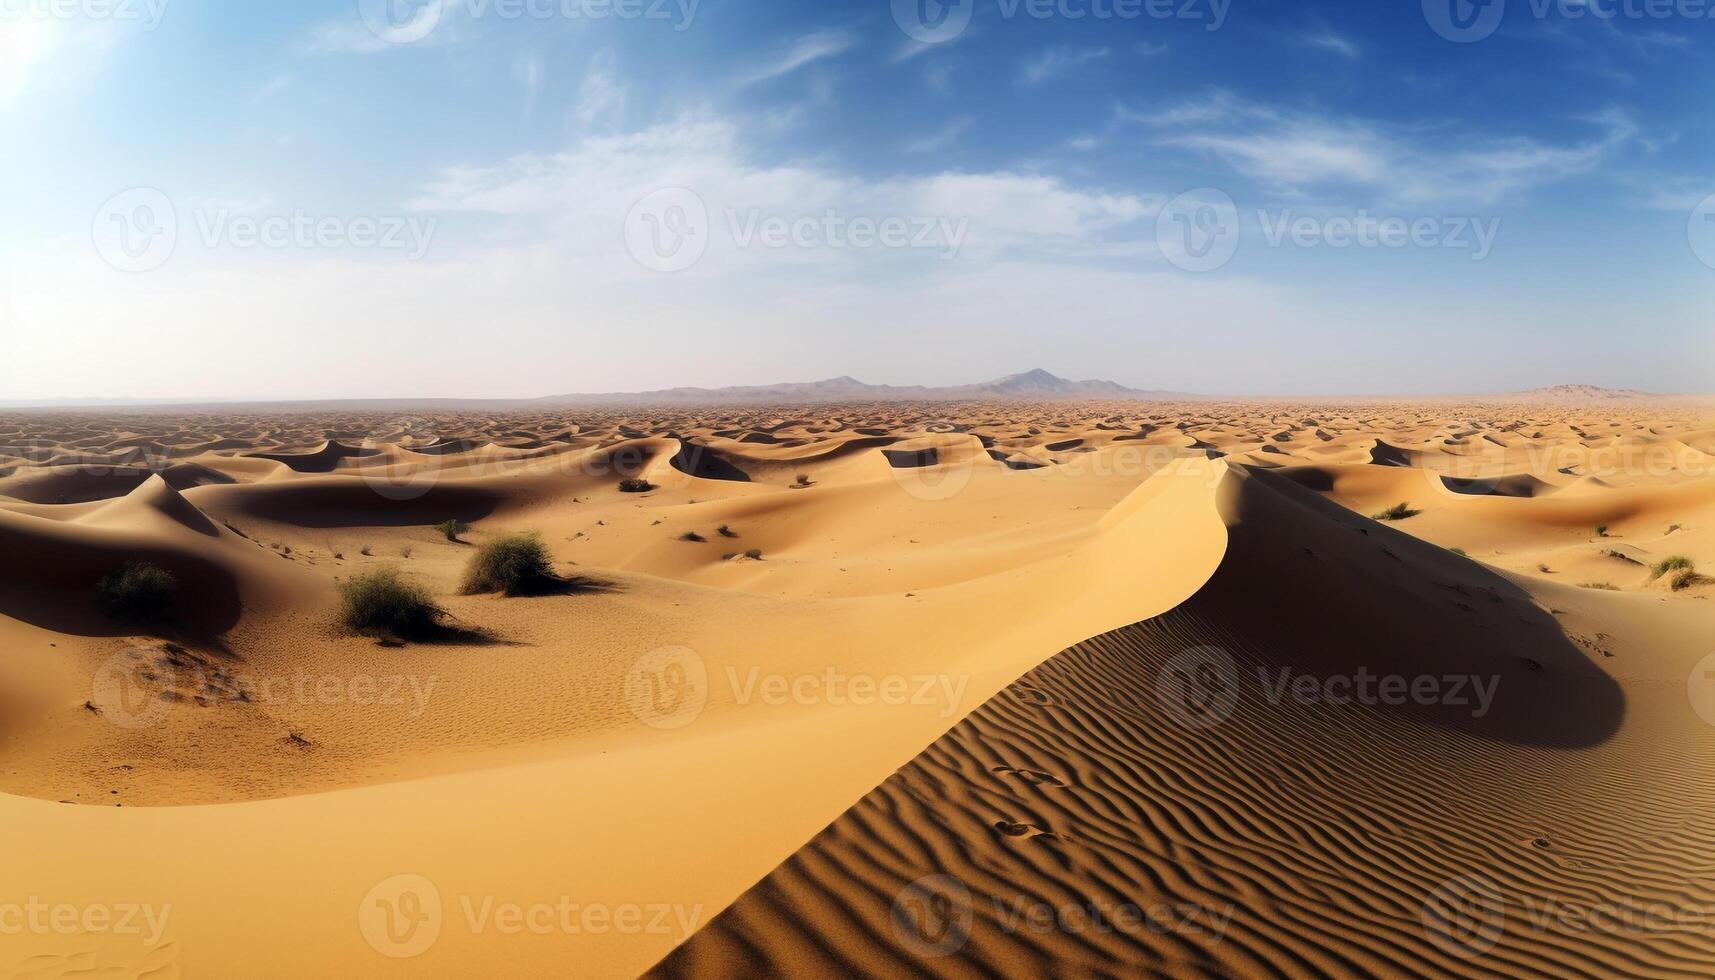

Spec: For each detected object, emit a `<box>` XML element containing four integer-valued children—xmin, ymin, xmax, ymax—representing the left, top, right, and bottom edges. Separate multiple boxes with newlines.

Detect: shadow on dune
<box><xmin>193</xmin><ymin>479</ymin><xmax>507</xmax><ymax>529</ymax></box>
<box><xmin>670</xmin><ymin>441</ymin><xmax>752</xmax><ymax>483</ymax></box>
<box><xmin>0</xmin><ymin>530</ymin><xmax>246</xmax><ymax>639</ymax></box>
<box><xmin>1198</xmin><ymin>466</ymin><xmax>1622</xmax><ymax>749</ymax></box>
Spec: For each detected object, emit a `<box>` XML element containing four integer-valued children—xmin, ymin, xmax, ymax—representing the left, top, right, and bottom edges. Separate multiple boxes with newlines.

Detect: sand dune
<box><xmin>0</xmin><ymin>401</ymin><xmax>1711</xmax><ymax>976</ymax></box>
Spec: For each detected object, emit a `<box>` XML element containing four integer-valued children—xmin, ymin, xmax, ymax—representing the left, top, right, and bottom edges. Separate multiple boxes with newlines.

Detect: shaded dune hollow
<box><xmin>649</xmin><ymin>469</ymin><xmax>1715</xmax><ymax>980</ymax></box>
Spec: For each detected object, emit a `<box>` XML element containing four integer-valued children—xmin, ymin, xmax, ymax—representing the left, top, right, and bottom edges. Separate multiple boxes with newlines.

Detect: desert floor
<box><xmin>1</xmin><ymin>402</ymin><xmax>1713</xmax><ymax>978</ymax></box>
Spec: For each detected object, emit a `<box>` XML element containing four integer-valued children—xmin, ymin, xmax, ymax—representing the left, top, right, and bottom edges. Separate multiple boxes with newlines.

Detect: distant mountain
<box><xmin>539</xmin><ymin>369</ymin><xmax>1194</xmax><ymax>406</ymax></box>
<box><xmin>1492</xmin><ymin>384</ymin><xmax>1666</xmax><ymax>404</ymax></box>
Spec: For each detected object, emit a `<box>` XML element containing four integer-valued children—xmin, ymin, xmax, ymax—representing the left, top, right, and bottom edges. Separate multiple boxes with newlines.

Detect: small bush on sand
<box><xmin>1371</xmin><ymin>502</ymin><xmax>1419</xmax><ymax>522</ymax></box>
<box><xmin>1667</xmin><ymin>523</ymin><xmax>1683</xmax><ymax>535</ymax></box>
<box><xmin>338</xmin><ymin>569</ymin><xmax>444</xmax><ymax>639</ymax></box>
<box><xmin>1670</xmin><ymin>568</ymin><xmax>1701</xmax><ymax>592</ymax></box>
<box><xmin>1449</xmin><ymin>547</ymin><xmax>1468</xmax><ymax>557</ymax></box>
<box><xmin>618</xmin><ymin>478</ymin><xmax>655</xmax><ymax>493</ymax></box>
<box><xmin>1537</xmin><ymin>563</ymin><xmax>1552</xmax><ymax>574</ymax></box>
<box><xmin>794</xmin><ymin>473</ymin><xmax>813</xmax><ymax>488</ymax></box>
<box><xmin>1595</xmin><ymin>524</ymin><xmax>1609</xmax><ymax>538</ymax></box>
<box><xmin>680</xmin><ymin>531</ymin><xmax>707</xmax><ymax>543</ymax></box>
<box><xmin>462</xmin><ymin>533</ymin><xmax>558</xmax><ymax>596</ymax></box>
<box><xmin>96</xmin><ymin>561</ymin><xmax>177</xmax><ymax>622</ymax></box>
<box><xmin>436</xmin><ymin>519</ymin><xmax>471</xmax><ymax>542</ymax></box>
<box><xmin>743</xmin><ymin>548</ymin><xmax>763</xmax><ymax>561</ymax></box>
<box><xmin>718</xmin><ymin>524</ymin><xmax>737</xmax><ymax>538</ymax></box>
<box><xmin>1579</xmin><ymin>582</ymin><xmax>1620</xmax><ymax>591</ymax></box>
<box><xmin>1650</xmin><ymin>555</ymin><xmax>1694</xmax><ymax>580</ymax></box>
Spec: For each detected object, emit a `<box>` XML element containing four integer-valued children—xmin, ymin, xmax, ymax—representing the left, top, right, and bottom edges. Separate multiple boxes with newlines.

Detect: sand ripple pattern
<box><xmin>652</xmin><ymin>604</ymin><xmax>1715</xmax><ymax>980</ymax></box>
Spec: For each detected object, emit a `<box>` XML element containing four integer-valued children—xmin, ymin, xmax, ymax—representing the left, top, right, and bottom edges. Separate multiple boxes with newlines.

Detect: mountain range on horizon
<box><xmin>538</xmin><ymin>368</ymin><xmax>1193</xmax><ymax>406</ymax></box>
<box><xmin>0</xmin><ymin>373</ymin><xmax>1691</xmax><ymax>411</ymax></box>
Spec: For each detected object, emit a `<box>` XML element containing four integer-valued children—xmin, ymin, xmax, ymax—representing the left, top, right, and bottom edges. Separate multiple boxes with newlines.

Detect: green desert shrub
<box><xmin>1650</xmin><ymin>555</ymin><xmax>1694</xmax><ymax>580</ymax></box>
<box><xmin>618</xmin><ymin>478</ymin><xmax>655</xmax><ymax>493</ymax></box>
<box><xmin>436</xmin><ymin>519</ymin><xmax>471</xmax><ymax>542</ymax></box>
<box><xmin>96</xmin><ymin>561</ymin><xmax>177</xmax><ymax>622</ymax></box>
<box><xmin>338</xmin><ymin>569</ymin><xmax>444</xmax><ymax>639</ymax></box>
<box><xmin>1371</xmin><ymin>502</ymin><xmax>1420</xmax><ymax>522</ymax></box>
<box><xmin>462</xmin><ymin>532</ymin><xmax>558</xmax><ymax>596</ymax></box>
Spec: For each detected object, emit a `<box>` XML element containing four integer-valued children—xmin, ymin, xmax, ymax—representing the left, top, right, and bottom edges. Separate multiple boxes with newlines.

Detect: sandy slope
<box><xmin>0</xmin><ymin>402</ymin><xmax>1711</xmax><ymax>977</ymax></box>
<box><xmin>650</xmin><ymin>466</ymin><xmax>1715</xmax><ymax>979</ymax></box>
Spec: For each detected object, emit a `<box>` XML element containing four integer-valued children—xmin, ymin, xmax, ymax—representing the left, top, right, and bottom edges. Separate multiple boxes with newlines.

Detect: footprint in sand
<box><xmin>992</xmin><ymin>765</ymin><xmax>1067</xmax><ymax>788</ymax></box>
<box><xmin>994</xmin><ymin>820</ymin><xmax>1063</xmax><ymax>843</ymax></box>
<box><xmin>1010</xmin><ymin>686</ymin><xmax>1058</xmax><ymax>708</ymax></box>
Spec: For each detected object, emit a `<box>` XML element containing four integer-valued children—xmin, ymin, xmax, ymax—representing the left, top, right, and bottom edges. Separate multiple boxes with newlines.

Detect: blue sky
<box><xmin>1</xmin><ymin>0</ymin><xmax>1711</xmax><ymax>400</ymax></box>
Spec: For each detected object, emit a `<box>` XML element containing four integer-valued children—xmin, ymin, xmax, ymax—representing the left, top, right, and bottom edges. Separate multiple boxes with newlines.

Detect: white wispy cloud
<box><xmin>737</xmin><ymin>29</ymin><xmax>858</xmax><ymax>87</ymax></box>
<box><xmin>903</xmin><ymin>116</ymin><xmax>975</xmax><ymax>154</ymax></box>
<box><xmin>1300</xmin><ymin>30</ymin><xmax>1360</xmax><ymax>59</ymax></box>
<box><xmin>1128</xmin><ymin>93</ymin><xmax>1637</xmax><ymax>206</ymax></box>
<box><xmin>1018</xmin><ymin>46</ymin><xmax>1109</xmax><ymax>86</ymax></box>
<box><xmin>574</xmin><ymin>51</ymin><xmax>627</xmax><ymax>130</ymax></box>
